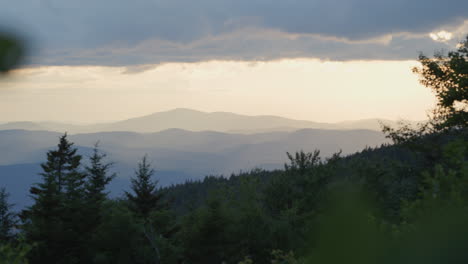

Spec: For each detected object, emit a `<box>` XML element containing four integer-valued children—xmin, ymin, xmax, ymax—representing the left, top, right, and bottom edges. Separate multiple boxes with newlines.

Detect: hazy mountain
<box><xmin>0</xmin><ymin>108</ymin><xmax>422</xmax><ymax>134</ymax></box>
<box><xmin>0</xmin><ymin>128</ymin><xmax>389</xmax><ymax>177</ymax></box>
<box><xmin>0</xmin><ymin>128</ymin><xmax>389</xmax><ymax>207</ymax></box>
<box><xmin>95</xmin><ymin>108</ymin><xmax>331</xmax><ymax>133</ymax></box>
<box><xmin>0</xmin><ymin>122</ymin><xmax>47</xmax><ymax>131</ymax></box>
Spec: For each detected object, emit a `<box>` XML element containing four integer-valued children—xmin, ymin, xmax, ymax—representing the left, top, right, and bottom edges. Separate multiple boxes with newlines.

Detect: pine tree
<box><xmin>82</xmin><ymin>143</ymin><xmax>115</xmax><ymax>260</ymax></box>
<box><xmin>183</xmin><ymin>197</ymin><xmax>232</xmax><ymax>264</ymax></box>
<box><xmin>85</xmin><ymin>143</ymin><xmax>115</xmax><ymax>206</ymax></box>
<box><xmin>23</xmin><ymin>133</ymin><xmax>86</xmax><ymax>263</ymax></box>
<box><xmin>0</xmin><ymin>188</ymin><xmax>16</xmax><ymax>243</ymax></box>
<box><xmin>126</xmin><ymin>156</ymin><xmax>169</xmax><ymax>264</ymax></box>
<box><xmin>84</xmin><ymin>143</ymin><xmax>115</xmax><ymax>229</ymax></box>
<box><xmin>126</xmin><ymin>155</ymin><xmax>165</xmax><ymax>219</ymax></box>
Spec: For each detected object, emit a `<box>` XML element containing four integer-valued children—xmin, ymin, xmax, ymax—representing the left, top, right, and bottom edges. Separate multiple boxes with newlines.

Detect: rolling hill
<box><xmin>0</xmin><ymin>108</ymin><xmax>421</xmax><ymax>134</ymax></box>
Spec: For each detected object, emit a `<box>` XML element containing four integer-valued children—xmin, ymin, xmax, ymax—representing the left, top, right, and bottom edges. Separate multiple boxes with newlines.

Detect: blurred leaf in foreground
<box><xmin>0</xmin><ymin>32</ymin><xmax>24</xmax><ymax>74</ymax></box>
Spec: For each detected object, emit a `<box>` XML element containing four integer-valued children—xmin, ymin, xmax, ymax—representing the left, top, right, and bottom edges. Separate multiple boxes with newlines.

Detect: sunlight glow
<box><xmin>1</xmin><ymin>59</ymin><xmax>436</xmax><ymax>124</ymax></box>
<box><xmin>429</xmin><ymin>31</ymin><xmax>453</xmax><ymax>42</ymax></box>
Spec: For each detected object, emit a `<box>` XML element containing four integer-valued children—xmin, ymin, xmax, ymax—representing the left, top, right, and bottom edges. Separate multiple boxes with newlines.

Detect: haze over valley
<box><xmin>0</xmin><ymin>108</ymin><xmax>393</xmax><ymax>207</ymax></box>
<box><xmin>0</xmin><ymin>108</ymin><xmax>420</xmax><ymax>134</ymax></box>
<box><xmin>1</xmin><ymin>1</ymin><xmax>466</xmax><ymax>262</ymax></box>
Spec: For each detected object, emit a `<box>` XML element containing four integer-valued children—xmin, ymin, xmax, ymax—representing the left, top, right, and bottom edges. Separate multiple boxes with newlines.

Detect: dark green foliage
<box><xmin>0</xmin><ymin>238</ymin><xmax>32</xmax><ymax>264</ymax></box>
<box><xmin>383</xmin><ymin>36</ymin><xmax>468</xmax><ymax>144</ymax></box>
<box><xmin>85</xmin><ymin>143</ymin><xmax>115</xmax><ymax>207</ymax></box>
<box><xmin>82</xmin><ymin>144</ymin><xmax>116</xmax><ymax>261</ymax></box>
<box><xmin>305</xmin><ymin>186</ymin><xmax>387</xmax><ymax>264</ymax></box>
<box><xmin>125</xmin><ymin>155</ymin><xmax>180</xmax><ymax>264</ymax></box>
<box><xmin>231</xmin><ymin>177</ymin><xmax>271</xmax><ymax>262</ymax></box>
<box><xmin>9</xmin><ymin>126</ymin><xmax>466</xmax><ymax>263</ymax></box>
<box><xmin>22</xmin><ymin>134</ymin><xmax>87</xmax><ymax>263</ymax></box>
<box><xmin>0</xmin><ymin>188</ymin><xmax>16</xmax><ymax>242</ymax></box>
<box><xmin>126</xmin><ymin>156</ymin><xmax>165</xmax><ymax>220</ymax></box>
<box><xmin>413</xmin><ymin>36</ymin><xmax>468</xmax><ymax>131</ymax></box>
<box><xmin>89</xmin><ymin>200</ymin><xmax>154</xmax><ymax>264</ymax></box>
<box><xmin>84</xmin><ymin>144</ymin><xmax>115</xmax><ymax>224</ymax></box>
<box><xmin>181</xmin><ymin>195</ymin><xmax>234</xmax><ymax>264</ymax></box>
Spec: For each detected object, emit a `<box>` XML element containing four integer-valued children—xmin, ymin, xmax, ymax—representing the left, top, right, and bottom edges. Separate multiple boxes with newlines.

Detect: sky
<box><xmin>0</xmin><ymin>0</ymin><xmax>467</xmax><ymax>123</ymax></box>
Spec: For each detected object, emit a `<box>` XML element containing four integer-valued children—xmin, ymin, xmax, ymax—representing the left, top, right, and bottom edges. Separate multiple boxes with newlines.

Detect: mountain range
<box><xmin>0</xmin><ymin>108</ymin><xmax>421</xmax><ymax>134</ymax></box>
<box><xmin>0</xmin><ymin>108</ymin><xmax>407</xmax><ymax>208</ymax></box>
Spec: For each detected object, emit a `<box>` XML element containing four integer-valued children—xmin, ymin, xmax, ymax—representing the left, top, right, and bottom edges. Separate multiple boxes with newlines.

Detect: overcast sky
<box><xmin>0</xmin><ymin>0</ymin><xmax>466</xmax><ymax>123</ymax></box>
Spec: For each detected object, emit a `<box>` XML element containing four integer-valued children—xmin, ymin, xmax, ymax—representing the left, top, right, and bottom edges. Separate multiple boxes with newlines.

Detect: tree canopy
<box><xmin>413</xmin><ymin>36</ymin><xmax>468</xmax><ymax>131</ymax></box>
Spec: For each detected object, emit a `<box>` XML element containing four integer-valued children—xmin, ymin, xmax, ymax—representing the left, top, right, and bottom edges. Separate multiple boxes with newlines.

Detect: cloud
<box><xmin>430</xmin><ymin>31</ymin><xmax>453</xmax><ymax>42</ymax></box>
<box><xmin>1</xmin><ymin>0</ymin><xmax>467</xmax><ymax>66</ymax></box>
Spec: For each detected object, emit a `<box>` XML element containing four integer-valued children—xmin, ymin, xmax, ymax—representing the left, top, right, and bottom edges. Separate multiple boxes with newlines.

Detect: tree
<box><xmin>0</xmin><ymin>240</ymin><xmax>32</xmax><ymax>264</ymax></box>
<box><xmin>182</xmin><ymin>197</ymin><xmax>233</xmax><ymax>264</ymax></box>
<box><xmin>85</xmin><ymin>143</ymin><xmax>115</xmax><ymax>205</ymax></box>
<box><xmin>81</xmin><ymin>143</ymin><xmax>116</xmax><ymax>260</ymax></box>
<box><xmin>125</xmin><ymin>156</ymin><xmax>168</xmax><ymax>264</ymax></box>
<box><xmin>126</xmin><ymin>156</ymin><xmax>165</xmax><ymax>219</ymax></box>
<box><xmin>0</xmin><ymin>188</ymin><xmax>16</xmax><ymax>243</ymax></box>
<box><xmin>84</xmin><ymin>143</ymin><xmax>115</xmax><ymax>228</ymax></box>
<box><xmin>383</xmin><ymin>36</ymin><xmax>467</xmax><ymax>145</ymax></box>
<box><xmin>413</xmin><ymin>35</ymin><xmax>467</xmax><ymax>131</ymax></box>
<box><xmin>90</xmin><ymin>200</ymin><xmax>154</xmax><ymax>264</ymax></box>
<box><xmin>23</xmin><ymin>133</ymin><xmax>86</xmax><ymax>263</ymax></box>
<box><xmin>285</xmin><ymin>150</ymin><xmax>321</xmax><ymax>174</ymax></box>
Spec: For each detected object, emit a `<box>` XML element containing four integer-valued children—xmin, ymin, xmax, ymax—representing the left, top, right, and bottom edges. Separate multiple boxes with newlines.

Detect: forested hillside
<box><xmin>0</xmin><ymin>34</ymin><xmax>467</xmax><ymax>264</ymax></box>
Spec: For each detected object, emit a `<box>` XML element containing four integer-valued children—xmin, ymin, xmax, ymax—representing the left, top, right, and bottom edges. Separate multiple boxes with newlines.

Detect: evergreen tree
<box><xmin>84</xmin><ymin>143</ymin><xmax>115</xmax><ymax>230</ymax></box>
<box><xmin>126</xmin><ymin>156</ymin><xmax>165</xmax><ymax>219</ymax></box>
<box><xmin>0</xmin><ymin>188</ymin><xmax>16</xmax><ymax>243</ymax></box>
<box><xmin>126</xmin><ymin>156</ymin><xmax>169</xmax><ymax>264</ymax></box>
<box><xmin>23</xmin><ymin>133</ymin><xmax>86</xmax><ymax>263</ymax></box>
<box><xmin>182</xmin><ymin>197</ymin><xmax>232</xmax><ymax>264</ymax></box>
<box><xmin>85</xmin><ymin>143</ymin><xmax>115</xmax><ymax>206</ymax></box>
<box><xmin>81</xmin><ymin>144</ymin><xmax>116</xmax><ymax>261</ymax></box>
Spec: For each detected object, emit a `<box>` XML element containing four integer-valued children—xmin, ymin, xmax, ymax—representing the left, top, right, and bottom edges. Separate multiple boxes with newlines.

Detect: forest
<box><xmin>0</xmin><ymin>34</ymin><xmax>467</xmax><ymax>263</ymax></box>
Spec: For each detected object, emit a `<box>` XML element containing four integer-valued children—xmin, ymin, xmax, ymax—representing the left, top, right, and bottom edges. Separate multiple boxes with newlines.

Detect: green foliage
<box><xmin>126</xmin><ymin>155</ymin><xmax>165</xmax><ymax>220</ymax></box>
<box><xmin>238</xmin><ymin>255</ymin><xmax>254</xmax><ymax>264</ymax></box>
<box><xmin>231</xmin><ymin>177</ymin><xmax>272</xmax><ymax>262</ymax></box>
<box><xmin>181</xmin><ymin>194</ymin><xmax>234</xmax><ymax>263</ymax></box>
<box><xmin>270</xmin><ymin>250</ymin><xmax>303</xmax><ymax>264</ymax></box>
<box><xmin>125</xmin><ymin>155</ymin><xmax>180</xmax><ymax>264</ymax></box>
<box><xmin>401</xmin><ymin>138</ymin><xmax>468</xmax><ymax>224</ymax></box>
<box><xmin>22</xmin><ymin>134</ymin><xmax>88</xmax><ymax>263</ymax></box>
<box><xmin>0</xmin><ymin>188</ymin><xmax>17</xmax><ymax>242</ymax></box>
<box><xmin>413</xmin><ymin>36</ymin><xmax>468</xmax><ymax>131</ymax></box>
<box><xmin>8</xmin><ymin>125</ymin><xmax>466</xmax><ymax>264</ymax></box>
<box><xmin>383</xmin><ymin>35</ymin><xmax>467</xmax><ymax>145</ymax></box>
<box><xmin>89</xmin><ymin>200</ymin><xmax>153</xmax><ymax>264</ymax></box>
<box><xmin>85</xmin><ymin>143</ymin><xmax>116</xmax><ymax>207</ymax></box>
<box><xmin>285</xmin><ymin>150</ymin><xmax>321</xmax><ymax>173</ymax></box>
<box><xmin>0</xmin><ymin>240</ymin><xmax>32</xmax><ymax>264</ymax></box>
<box><xmin>305</xmin><ymin>186</ymin><xmax>388</xmax><ymax>264</ymax></box>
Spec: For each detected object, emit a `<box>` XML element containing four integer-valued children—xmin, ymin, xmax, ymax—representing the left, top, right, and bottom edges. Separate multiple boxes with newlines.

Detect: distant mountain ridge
<box><xmin>0</xmin><ymin>127</ymin><xmax>389</xmax><ymax>180</ymax></box>
<box><xmin>0</xmin><ymin>126</ymin><xmax>389</xmax><ymax>208</ymax></box>
<box><xmin>0</xmin><ymin>108</ymin><xmax>422</xmax><ymax>134</ymax></box>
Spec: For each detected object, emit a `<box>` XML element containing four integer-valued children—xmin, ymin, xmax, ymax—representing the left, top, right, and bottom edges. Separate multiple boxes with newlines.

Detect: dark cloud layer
<box><xmin>1</xmin><ymin>0</ymin><xmax>467</xmax><ymax>66</ymax></box>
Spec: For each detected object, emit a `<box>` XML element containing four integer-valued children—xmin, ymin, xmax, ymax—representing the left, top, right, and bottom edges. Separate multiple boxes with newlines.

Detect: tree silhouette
<box><xmin>413</xmin><ymin>35</ymin><xmax>468</xmax><ymax>131</ymax></box>
<box><xmin>0</xmin><ymin>188</ymin><xmax>16</xmax><ymax>242</ymax></box>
